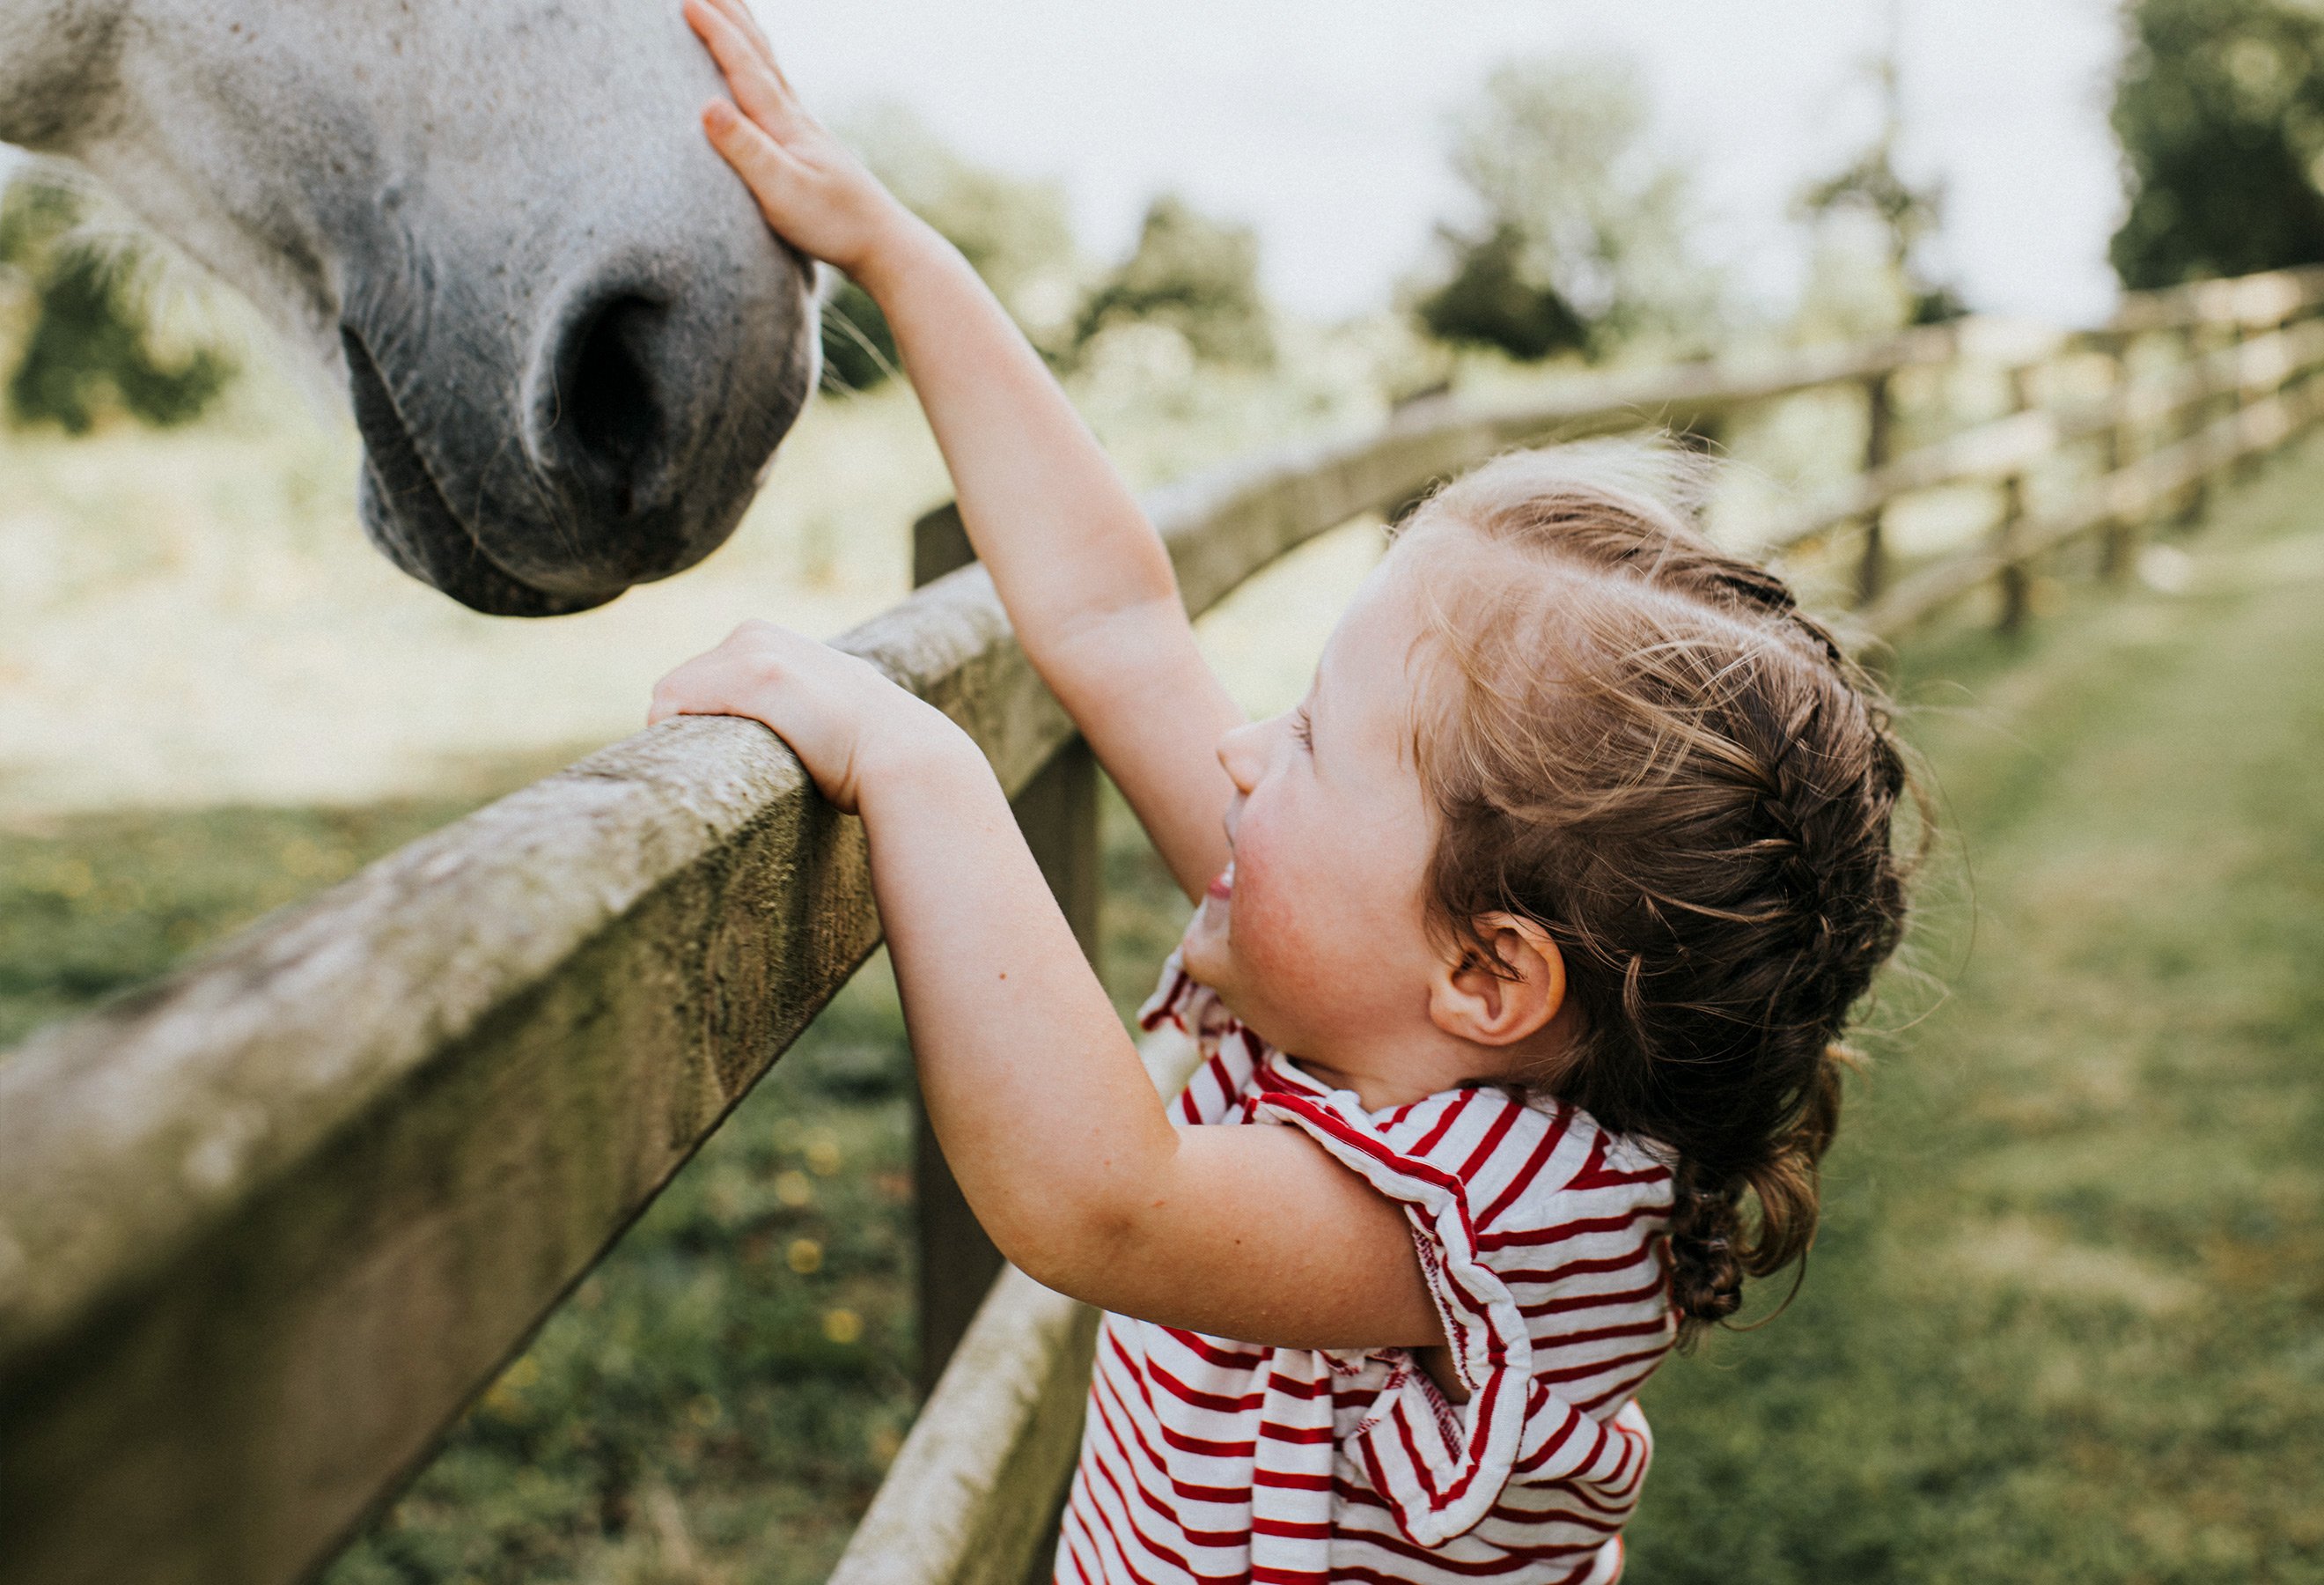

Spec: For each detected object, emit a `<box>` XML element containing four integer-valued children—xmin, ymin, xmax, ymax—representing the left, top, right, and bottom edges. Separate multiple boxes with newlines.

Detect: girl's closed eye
<box><xmin>1290</xmin><ymin>704</ymin><xmax>1314</xmax><ymax>751</ymax></box>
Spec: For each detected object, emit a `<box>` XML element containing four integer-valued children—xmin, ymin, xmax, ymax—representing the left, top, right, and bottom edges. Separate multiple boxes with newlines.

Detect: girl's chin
<box><xmin>1180</xmin><ymin>896</ymin><xmax>1231</xmax><ymax>984</ymax></box>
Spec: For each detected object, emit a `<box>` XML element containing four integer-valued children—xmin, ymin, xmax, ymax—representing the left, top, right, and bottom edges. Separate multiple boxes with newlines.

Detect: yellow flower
<box><xmin>805</xmin><ymin>1132</ymin><xmax>843</xmax><ymax>1176</ymax></box>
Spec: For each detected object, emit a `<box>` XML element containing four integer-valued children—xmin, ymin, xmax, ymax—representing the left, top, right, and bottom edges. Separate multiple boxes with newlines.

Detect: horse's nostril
<box><xmin>560</xmin><ymin>294</ymin><xmax>666</xmax><ymax>517</ymax></box>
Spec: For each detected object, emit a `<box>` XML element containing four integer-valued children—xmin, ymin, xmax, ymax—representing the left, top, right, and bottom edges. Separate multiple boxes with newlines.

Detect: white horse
<box><xmin>0</xmin><ymin>0</ymin><xmax>819</xmax><ymax>615</ymax></box>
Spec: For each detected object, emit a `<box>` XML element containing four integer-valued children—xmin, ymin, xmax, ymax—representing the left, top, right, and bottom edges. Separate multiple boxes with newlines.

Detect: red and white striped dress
<box><xmin>1055</xmin><ymin>953</ymin><xmax>1678</xmax><ymax>1585</ymax></box>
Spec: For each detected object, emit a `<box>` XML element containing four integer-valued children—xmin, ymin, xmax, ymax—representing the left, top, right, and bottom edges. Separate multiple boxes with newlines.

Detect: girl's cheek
<box><xmin>1223</xmin><ymin>859</ymin><xmax>1310</xmax><ymax>988</ymax></box>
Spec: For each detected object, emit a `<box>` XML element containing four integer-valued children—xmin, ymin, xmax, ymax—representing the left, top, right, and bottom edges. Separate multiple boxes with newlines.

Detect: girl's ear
<box><xmin>1426</xmin><ymin>913</ymin><xmax>1567</xmax><ymax>1048</ymax></box>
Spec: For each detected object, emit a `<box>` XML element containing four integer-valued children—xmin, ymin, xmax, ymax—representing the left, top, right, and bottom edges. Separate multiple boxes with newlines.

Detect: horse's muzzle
<box><xmin>338</xmin><ymin>230</ymin><xmax>816</xmax><ymax>618</ymax></box>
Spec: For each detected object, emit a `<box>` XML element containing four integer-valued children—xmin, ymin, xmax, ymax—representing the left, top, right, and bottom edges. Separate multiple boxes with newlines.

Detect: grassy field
<box><xmin>4</xmin><ymin>429</ymin><xmax>2321</xmax><ymax>1581</ymax></box>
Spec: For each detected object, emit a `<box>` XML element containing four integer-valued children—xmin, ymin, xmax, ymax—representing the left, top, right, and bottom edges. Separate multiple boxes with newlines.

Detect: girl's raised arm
<box><xmin>687</xmin><ymin>0</ymin><xmax>1239</xmax><ymax>900</ymax></box>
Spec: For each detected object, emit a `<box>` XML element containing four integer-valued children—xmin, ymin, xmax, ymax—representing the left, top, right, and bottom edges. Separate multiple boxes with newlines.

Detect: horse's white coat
<box><xmin>1</xmin><ymin>0</ymin><xmax>818</xmax><ymax>615</ymax></box>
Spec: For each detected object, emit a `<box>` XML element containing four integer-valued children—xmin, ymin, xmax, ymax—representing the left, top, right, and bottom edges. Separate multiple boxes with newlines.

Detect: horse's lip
<box><xmin>340</xmin><ymin>326</ymin><xmax>620</xmax><ymax>617</ymax></box>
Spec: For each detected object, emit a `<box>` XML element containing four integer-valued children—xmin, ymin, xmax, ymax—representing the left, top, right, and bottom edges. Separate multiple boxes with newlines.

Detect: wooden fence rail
<box><xmin>2</xmin><ymin>266</ymin><xmax>2320</xmax><ymax>1585</ymax></box>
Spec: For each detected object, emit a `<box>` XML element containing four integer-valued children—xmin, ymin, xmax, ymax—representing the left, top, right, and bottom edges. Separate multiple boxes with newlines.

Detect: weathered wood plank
<box><xmin>2099</xmin><ymin>264</ymin><xmax>2324</xmax><ymax>335</ymax></box>
<box><xmin>0</xmin><ymin>720</ymin><xmax>882</xmax><ymax>1585</ymax></box>
<box><xmin>1763</xmin><ymin>317</ymin><xmax>2324</xmax><ymax>557</ymax></box>
<box><xmin>0</xmin><ymin>557</ymin><xmax>1102</xmax><ymax>1584</ymax></box>
<box><xmin>1862</xmin><ymin>380</ymin><xmax>2319</xmax><ymax>638</ymax></box>
<box><xmin>909</xmin><ymin>501</ymin><xmax>1014</xmax><ymax>1398</ymax></box>
<box><xmin>828</xmin><ymin>1027</ymin><xmax>1204</xmax><ymax>1585</ymax></box>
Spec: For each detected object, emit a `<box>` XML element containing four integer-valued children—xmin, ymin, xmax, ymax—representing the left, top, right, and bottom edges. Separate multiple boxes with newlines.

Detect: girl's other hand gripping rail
<box><xmin>647</xmin><ymin>621</ymin><xmax>1443</xmax><ymax>1356</ymax></box>
<box><xmin>683</xmin><ymin>0</ymin><xmax>1243</xmax><ymax>906</ymax></box>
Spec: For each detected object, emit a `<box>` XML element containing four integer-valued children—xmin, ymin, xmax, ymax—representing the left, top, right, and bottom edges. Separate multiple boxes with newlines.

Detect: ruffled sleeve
<box><xmin>1135</xmin><ymin>947</ymin><xmax>1269</xmax><ymax>1127</ymax></box>
<box><xmin>1251</xmin><ymin>1082</ymin><xmax>1667</xmax><ymax>1549</ymax></box>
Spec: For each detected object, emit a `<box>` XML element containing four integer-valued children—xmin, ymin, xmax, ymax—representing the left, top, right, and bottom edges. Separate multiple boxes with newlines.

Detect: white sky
<box><xmin>756</xmin><ymin>0</ymin><xmax>2128</xmax><ymax>326</ymax></box>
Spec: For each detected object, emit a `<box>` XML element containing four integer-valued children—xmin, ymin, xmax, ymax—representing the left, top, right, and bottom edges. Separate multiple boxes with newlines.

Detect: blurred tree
<box><xmin>1412</xmin><ymin>55</ymin><xmax>1717</xmax><ymax>362</ymax></box>
<box><xmin>1414</xmin><ymin>221</ymin><xmax>1592</xmax><ymax>361</ymax></box>
<box><xmin>0</xmin><ymin>174</ymin><xmax>234</xmax><ymax>432</ymax></box>
<box><xmin>818</xmin><ymin>110</ymin><xmax>1081</xmax><ymax>394</ymax></box>
<box><xmin>817</xmin><ymin>278</ymin><xmax>901</xmax><ymax>395</ymax></box>
<box><xmin>1075</xmin><ymin>194</ymin><xmax>1275</xmax><ymax>367</ymax></box>
<box><xmin>1797</xmin><ymin>34</ymin><xmax>1966</xmax><ymax>328</ymax></box>
<box><xmin>2112</xmin><ymin>0</ymin><xmax>2324</xmax><ymax>288</ymax></box>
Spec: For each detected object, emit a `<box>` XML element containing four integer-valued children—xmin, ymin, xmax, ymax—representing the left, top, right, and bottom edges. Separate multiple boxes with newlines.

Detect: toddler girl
<box><xmin>654</xmin><ymin>4</ymin><xmax>1916</xmax><ymax>1580</ymax></box>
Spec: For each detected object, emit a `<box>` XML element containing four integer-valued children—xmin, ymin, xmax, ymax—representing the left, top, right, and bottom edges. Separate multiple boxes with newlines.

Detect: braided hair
<box><xmin>1401</xmin><ymin>442</ymin><xmax>1919</xmax><ymax>1342</ymax></box>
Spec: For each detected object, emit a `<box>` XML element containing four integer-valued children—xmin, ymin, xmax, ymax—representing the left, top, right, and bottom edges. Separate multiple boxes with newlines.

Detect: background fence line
<box><xmin>3</xmin><ymin>265</ymin><xmax>2320</xmax><ymax>1585</ymax></box>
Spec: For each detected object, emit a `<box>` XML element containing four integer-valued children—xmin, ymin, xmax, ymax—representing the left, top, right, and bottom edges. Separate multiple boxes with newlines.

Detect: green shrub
<box><xmin>818</xmin><ymin>111</ymin><xmax>1081</xmax><ymax>394</ymax></box>
<box><xmin>2112</xmin><ymin>0</ymin><xmax>2324</xmax><ymax>288</ymax></box>
<box><xmin>1413</xmin><ymin>221</ymin><xmax>1591</xmax><ymax>361</ymax></box>
<box><xmin>1076</xmin><ymin>194</ymin><xmax>1275</xmax><ymax>368</ymax></box>
<box><xmin>1410</xmin><ymin>55</ymin><xmax>1717</xmax><ymax>362</ymax></box>
<box><xmin>0</xmin><ymin>175</ymin><xmax>233</xmax><ymax>432</ymax></box>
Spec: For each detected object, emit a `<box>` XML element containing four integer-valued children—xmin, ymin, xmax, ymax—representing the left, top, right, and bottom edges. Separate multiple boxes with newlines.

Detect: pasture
<box><xmin>4</xmin><ymin>370</ymin><xmax>2320</xmax><ymax>1579</ymax></box>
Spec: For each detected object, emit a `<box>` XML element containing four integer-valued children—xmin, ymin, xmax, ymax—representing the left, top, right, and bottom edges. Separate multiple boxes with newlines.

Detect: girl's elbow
<box><xmin>992</xmin><ymin>1198</ymin><xmax>1150</xmax><ymax>1305</ymax></box>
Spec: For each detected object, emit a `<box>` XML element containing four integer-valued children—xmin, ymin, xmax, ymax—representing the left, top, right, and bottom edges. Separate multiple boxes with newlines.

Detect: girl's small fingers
<box><xmin>685</xmin><ymin>0</ymin><xmax>798</xmax><ymax>132</ymax></box>
<box><xmin>702</xmin><ymin>0</ymin><xmax>777</xmax><ymax>60</ymax></box>
<box><xmin>691</xmin><ymin>0</ymin><xmax>799</xmax><ymax>106</ymax></box>
<box><xmin>703</xmin><ymin>101</ymin><xmax>812</xmax><ymax>204</ymax></box>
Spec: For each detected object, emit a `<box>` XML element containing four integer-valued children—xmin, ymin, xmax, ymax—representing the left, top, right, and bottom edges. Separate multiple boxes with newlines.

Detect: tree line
<box><xmin>6</xmin><ymin>0</ymin><xmax>2324</xmax><ymax>431</ymax></box>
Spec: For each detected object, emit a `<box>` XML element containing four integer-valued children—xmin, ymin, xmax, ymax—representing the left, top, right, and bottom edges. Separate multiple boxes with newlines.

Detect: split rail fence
<box><xmin>2</xmin><ymin>264</ymin><xmax>2320</xmax><ymax>1585</ymax></box>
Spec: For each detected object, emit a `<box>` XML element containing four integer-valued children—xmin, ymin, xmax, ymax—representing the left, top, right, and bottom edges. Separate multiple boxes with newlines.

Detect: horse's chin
<box><xmin>354</xmin><ymin>469</ymin><xmax>624</xmax><ymax>617</ymax></box>
<box><xmin>343</xmin><ymin>328</ymin><xmax>625</xmax><ymax>618</ymax></box>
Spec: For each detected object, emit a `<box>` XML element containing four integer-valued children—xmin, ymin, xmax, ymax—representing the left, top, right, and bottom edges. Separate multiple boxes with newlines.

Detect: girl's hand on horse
<box><xmin>649</xmin><ymin>620</ymin><xmax>966</xmax><ymax>815</ymax></box>
<box><xmin>684</xmin><ymin>0</ymin><xmax>926</xmax><ymax>282</ymax></box>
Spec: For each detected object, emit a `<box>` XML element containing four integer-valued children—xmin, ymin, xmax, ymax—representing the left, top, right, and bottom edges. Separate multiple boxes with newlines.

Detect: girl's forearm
<box><xmin>853</xmin><ymin>225</ymin><xmax>1183</xmax><ymax>663</ymax></box>
<box><xmin>857</xmin><ymin>734</ymin><xmax>1180</xmax><ymax>1283</ymax></box>
<box><xmin>852</xmin><ymin>225</ymin><xmax>1246</xmax><ymax>903</ymax></box>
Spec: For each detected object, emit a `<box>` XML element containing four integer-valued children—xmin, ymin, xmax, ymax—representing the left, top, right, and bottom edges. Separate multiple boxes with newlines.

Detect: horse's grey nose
<box><xmin>534</xmin><ymin>282</ymin><xmax>680</xmax><ymax>528</ymax></box>
<box><xmin>562</xmin><ymin>293</ymin><xmax>669</xmax><ymax>517</ymax></box>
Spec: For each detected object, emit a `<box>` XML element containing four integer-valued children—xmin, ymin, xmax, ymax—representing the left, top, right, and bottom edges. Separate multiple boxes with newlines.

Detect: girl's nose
<box><xmin>1216</xmin><ymin>719</ymin><xmax>1268</xmax><ymax>792</ymax></box>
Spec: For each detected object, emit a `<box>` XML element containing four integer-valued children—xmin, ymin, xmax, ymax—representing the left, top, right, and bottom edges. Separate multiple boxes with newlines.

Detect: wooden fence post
<box><xmin>1856</xmin><ymin>371</ymin><xmax>1895</xmax><ymax>606</ymax></box>
<box><xmin>909</xmin><ymin>502</ymin><xmax>1101</xmax><ymax>1397</ymax></box>
<box><xmin>2232</xmin><ymin>315</ymin><xmax>2266</xmax><ymax>483</ymax></box>
<box><xmin>1995</xmin><ymin>364</ymin><xmax>2035</xmax><ymax>636</ymax></box>
<box><xmin>2099</xmin><ymin>335</ymin><xmax>2136</xmax><ymax>584</ymax></box>
<box><xmin>2176</xmin><ymin>322</ymin><xmax>2212</xmax><ymax>528</ymax></box>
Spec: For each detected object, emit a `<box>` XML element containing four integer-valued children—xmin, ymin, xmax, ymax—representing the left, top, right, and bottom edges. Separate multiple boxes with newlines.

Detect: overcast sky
<box><xmin>756</xmin><ymin>0</ymin><xmax>2128</xmax><ymax>327</ymax></box>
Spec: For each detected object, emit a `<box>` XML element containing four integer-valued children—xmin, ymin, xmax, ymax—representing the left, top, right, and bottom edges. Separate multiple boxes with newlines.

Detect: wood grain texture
<box><xmin>829</xmin><ymin>1027</ymin><xmax>1203</xmax><ymax>1585</ymax></box>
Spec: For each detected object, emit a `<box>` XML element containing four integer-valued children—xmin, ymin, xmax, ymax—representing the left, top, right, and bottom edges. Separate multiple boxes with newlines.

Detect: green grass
<box><xmin>0</xmin><ymin>799</ymin><xmax>496</xmax><ymax>1048</ymax></box>
<box><xmin>6</xmin><ymin>442</ymin><xmax>2324</xmax><ymax>1581</ymax></box>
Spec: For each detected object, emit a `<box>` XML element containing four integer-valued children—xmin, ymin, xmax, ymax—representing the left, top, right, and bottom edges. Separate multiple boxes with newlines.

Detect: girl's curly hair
<box><xmin>1401</xmin><ymin>442</ymin><xmax>1921</xmax><ymax>1343</ymax></box>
